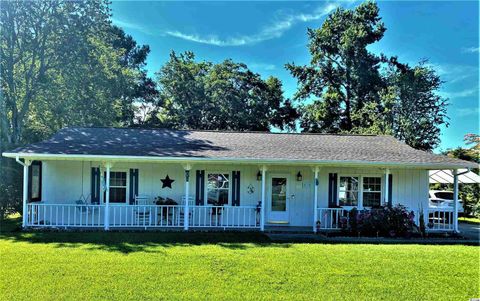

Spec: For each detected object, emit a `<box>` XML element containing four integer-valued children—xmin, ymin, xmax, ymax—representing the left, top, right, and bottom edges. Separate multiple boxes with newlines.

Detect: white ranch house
<box><xmin>3</xmin><ymin>127</ymin><xmax>477</xmax><ymax>233</ymax></box>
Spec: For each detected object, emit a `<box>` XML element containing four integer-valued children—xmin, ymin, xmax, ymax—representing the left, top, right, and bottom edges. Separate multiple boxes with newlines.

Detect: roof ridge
<box><xmin>63</xmin><ymin>126</ymin><xmax>381</xmax><ymax>137</ymax></box>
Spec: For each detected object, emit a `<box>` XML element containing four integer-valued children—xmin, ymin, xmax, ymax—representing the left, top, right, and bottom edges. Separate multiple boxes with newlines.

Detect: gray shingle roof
<box><xmin>4</xmin><ymin>127</ymin><xmax>477</xmax><ymax>168</ymax></box>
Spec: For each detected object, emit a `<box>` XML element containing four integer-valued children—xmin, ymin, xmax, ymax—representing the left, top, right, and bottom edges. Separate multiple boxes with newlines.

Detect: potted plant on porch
<box><xmin>154</xmin><ymin>197</ymin><xmax>178</xmax><ymax>223</ymax></box>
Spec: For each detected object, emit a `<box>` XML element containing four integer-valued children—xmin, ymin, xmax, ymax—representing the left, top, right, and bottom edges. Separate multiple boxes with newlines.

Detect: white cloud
<box><xmin>440</xmin><ymin>86</ymin><xmax>478</xmax><ymax>99</ymax></box>
<box><xmin>111</xmin><ymin>18</ymin><xmax>155</xmax><ymax>35</ymax></box>
<box><xmin>456</xmin><ymin>107</ymin><xmax>479</xmax><ymax>117</ymax></box>
<box><xmin>164</xmin><ymin>31</ymin><xmax>249</xmax><ymax>47</ymax></box>
<box><xmin>462</xmin><ymin>46</ymin><xmax>480</xmax><ymax>53</ymax></box>
<box><xmin>165</xmin><ymin>3</ymin><xmax>339</xmax><ymax>46</ymax></box>
<box><xmin>428</xmin><ymin>63</ymin><xmax>478</xmax><ymax>84</ymax></box>
<box><xmin>249</xmin><ymin>63</ymin><xmax>277</xmax><ymax>71</ymax></box>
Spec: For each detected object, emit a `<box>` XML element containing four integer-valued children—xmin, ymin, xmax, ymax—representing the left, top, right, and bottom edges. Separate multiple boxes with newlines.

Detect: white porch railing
<box><xmin>316</xmin><ymin>207</ymin><xmax>456</xmax><ymax>232</ymax></box>
<box><xmin>189</xmin><ymin>205</ymin><xmax>259</xmax><ymax>229</ymax></box>
<box><xmin>110</xmin><ymin>205</ymin><xmax>184</xmax><ymax>228</ymax></box>
<box><xmin>27</xmin><ymin>203</ymin><xmax>105</xmax><ymax>228</ymax></box>
<box><xmin>426</xmin><ymin>208</ymin><xmax>454</xmax><ymax>232</ymax></box>
<box><xmin>25</xmin><ymin>203</ymin><xmax>260</xmax><ymax>229</ymax></box>
<box><xmin>317</xmin><ymin>208</ymin><xmax>350</xmax><ymax>230</ymax></box>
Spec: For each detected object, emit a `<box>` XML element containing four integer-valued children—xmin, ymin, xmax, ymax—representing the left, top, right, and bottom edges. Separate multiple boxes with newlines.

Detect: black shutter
<box><xmin>91</xmin><ymin>167</ymin><xmax>100</xmax><ymax>204</ymax></box>
<box><xmin>388</xmin><ymin>174</ymin><xmax>393</xmax><ymax>207</ymax></box>
<box><xmin>195</xmin><ymin>170</ymin><xmax>205</xmax><ymax>205</ymax></box>
<box><xmin>328</xmin><ymin>173</ymin><xmax>338</xmax><ymax>208</ymax></box>
<box><xmin>232</xmin><ymin>171</ymin><xmax>241</xmax><ymax>206</ymax></box>
<box><xmin>129</xmin><ymin>169</ymin><xmax>139</xmax><ymax>204</ymax></box>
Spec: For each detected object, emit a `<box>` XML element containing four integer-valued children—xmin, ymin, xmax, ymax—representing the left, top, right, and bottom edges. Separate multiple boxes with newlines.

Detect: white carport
<box><xmin>429</xmin><ymin>168</ymin><xmax>479</xmax><ymax>233</ymax></box>
<box><xmin>429</xmin><ymin>169</ymin><xmax>480</xmax><ymax>184</ymax></box>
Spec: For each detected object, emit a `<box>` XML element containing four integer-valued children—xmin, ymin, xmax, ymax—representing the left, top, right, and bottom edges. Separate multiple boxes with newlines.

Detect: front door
<box><xmin>267</xmin><ymin>174</ymin><xmax>290</xmax><ymax>223</ymax></box>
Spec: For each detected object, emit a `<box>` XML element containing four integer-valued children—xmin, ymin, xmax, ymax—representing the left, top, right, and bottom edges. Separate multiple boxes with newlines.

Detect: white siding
<box><xmin>318</xmin><ymin>167</ymin><xmax>429</xmax><ymax>212</ymax></box>
<box><xmin>40</xmin><ymin>161</ymin><xmax>429</xmax><ymax>227</ymax></box>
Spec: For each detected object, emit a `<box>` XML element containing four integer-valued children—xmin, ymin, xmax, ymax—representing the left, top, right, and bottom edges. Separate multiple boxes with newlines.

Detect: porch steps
<box><xmin>264</xmin><ymin>226</ymin><xmax>313</xmax><ymax>234</ymax></box>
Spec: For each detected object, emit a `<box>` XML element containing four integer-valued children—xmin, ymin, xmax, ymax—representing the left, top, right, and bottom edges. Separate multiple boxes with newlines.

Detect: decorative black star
<box><xmin>161</xmin><ymin>175</ymin><xmax>175</xmax><ymax>189</ymax></box>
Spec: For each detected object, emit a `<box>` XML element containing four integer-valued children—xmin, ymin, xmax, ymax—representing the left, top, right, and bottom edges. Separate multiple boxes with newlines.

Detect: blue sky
<box><xmin>111</xmin><ymin>1</ymin><xmax>479</xmax><ymax>152</ymax></box>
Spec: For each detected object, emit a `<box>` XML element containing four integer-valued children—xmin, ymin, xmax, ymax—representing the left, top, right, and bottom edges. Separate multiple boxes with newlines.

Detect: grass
<box><xmin>0</xmin><ymin>216</ymin><xmax>479</xmax><ymax>300</ymax></box>
<box><xmin>459</xmin><ymin>216</ymin><xmax>480</xmax><ymax>225</ymax></box>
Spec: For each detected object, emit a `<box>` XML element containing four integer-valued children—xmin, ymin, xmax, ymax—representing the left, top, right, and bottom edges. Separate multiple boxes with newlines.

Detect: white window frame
<box><xmin>361</xmin><ymin>176</ymin><xmax>383</xmax><ymax>209</ymax></box>
<box><xmin>103</xmin><ymin>169</ymin><xmax>129</xmax><ymax>205</ymax></box>
<box><xmin>337</xmin><ymin>174</ymin><xmax>384</xmax><ymax>209</ymax></box>
<box><xmin>204</xmin><ymin>171</ymin><xmax>231</xmax><ymax>206</ymax></box>
<box><xmin>337</xmin><ymin>175</ymin><xmax>361</xmax><ymax>209</ymax></box>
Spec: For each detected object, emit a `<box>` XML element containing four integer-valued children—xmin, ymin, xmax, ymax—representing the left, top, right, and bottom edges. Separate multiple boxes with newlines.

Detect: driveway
<box><xmin>459</xmin><ymin>222</ymin><xmax>480</xmax><ymax>241</ymax></box>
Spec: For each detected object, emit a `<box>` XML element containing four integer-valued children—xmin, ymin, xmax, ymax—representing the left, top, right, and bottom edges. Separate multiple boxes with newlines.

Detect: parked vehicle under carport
<box><xmin>429</xmin><ymin>190</ymin><xmax>464</xmax><ymax>213</ymax></box>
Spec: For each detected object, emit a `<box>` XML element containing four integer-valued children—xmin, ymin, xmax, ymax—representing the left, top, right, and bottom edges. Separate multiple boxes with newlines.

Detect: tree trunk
<box><xmin>345</xmin><ymin>91</ymin><xmax>352</xmax><ymax>131</ymax></box>
<box><xmin>344</xmin><ymin>63</ymin><xmax>353</xmax><ymax>131</ymax></box>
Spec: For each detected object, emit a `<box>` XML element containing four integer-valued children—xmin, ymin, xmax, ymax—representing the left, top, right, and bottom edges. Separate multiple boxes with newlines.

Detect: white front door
<box><xmin>267</xmin><ymin>174</ymin><xmax>290</xmax><ymax>223</ymax></box>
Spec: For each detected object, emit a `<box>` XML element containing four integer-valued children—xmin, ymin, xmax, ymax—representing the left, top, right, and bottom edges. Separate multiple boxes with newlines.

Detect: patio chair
<box><xmin>134</xmin><ymin>195</ymin><xmax>152</xmax><ymax>225</ymax></box>
<box><xmin>181</xmin><ymin>195</ymin><xmax>195</xmax><ymax>206</ymax></box>
<box><xmin>134</xmin><ymin>195</ymin><xmax>150</xmax><ymax>205</ymax></box>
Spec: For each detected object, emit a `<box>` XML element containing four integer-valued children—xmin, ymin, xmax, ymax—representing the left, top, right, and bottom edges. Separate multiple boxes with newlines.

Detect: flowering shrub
<box><xmin>341</xmin><ymin>205</ymin><xmax>418</xmax><ymax>237</ymax></box>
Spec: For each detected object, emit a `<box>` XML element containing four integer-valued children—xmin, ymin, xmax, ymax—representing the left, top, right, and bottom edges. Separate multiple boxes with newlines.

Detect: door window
<box><xmin>271</xmin><ymin>177</ymin><xmax>287</xmax><ymax>211</ymax></box>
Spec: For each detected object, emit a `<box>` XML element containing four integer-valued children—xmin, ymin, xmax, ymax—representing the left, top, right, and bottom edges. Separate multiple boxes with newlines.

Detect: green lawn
<box><xmin>0</xmin><ymin>216</ymin><xmax>479</xmax><ymax>301</ymax></box>
<box><xmin>460</xmin><ymin>216</ymin><xmax>480</xmax><ymax>225</ymax></box>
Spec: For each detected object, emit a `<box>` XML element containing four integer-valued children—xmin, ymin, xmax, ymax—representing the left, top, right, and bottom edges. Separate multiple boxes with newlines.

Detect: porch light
<box><xmin>257</xmin><ymin>171</ymin><xmax>262</xmax><ymax>181</ymax></box>
<box><xmin>296</xmin><ymin>171</ymin><xmax>303</xmax><ymax>181</ymax></box>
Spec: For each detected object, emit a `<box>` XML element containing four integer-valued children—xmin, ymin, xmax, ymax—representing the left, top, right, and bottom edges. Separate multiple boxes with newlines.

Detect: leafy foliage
<box><xmin>287</xmin><ymin>1</ymin><xmax>448</xmax><ymax>150</ymax></box>
<box><xmin>287</xmin><ymin>1</ymin><xmax>386</xmax><ymax>132</ymax></box>
<box><xmin>342</xmin><ymin>205</ymin><xmax>418</xmax><ymax>237</ymax></box>
<box><xmin>381</xmin><ymin>61</ymin><xmax>449</xmax><ymax>150</ymax></box>
<box><xmin>0</xmin><ymin>0</ymin><xmax>154</xmax><ymax>218</ymax></box>
<box><xmin>146</xmin><ymin>51</ymin><xmax>298</xmax><ymax>131</ymax></box>
<box><xmin>0</xmin><ymin>1</ymin><xmax>154</xmax><ymax>146</ymax></box>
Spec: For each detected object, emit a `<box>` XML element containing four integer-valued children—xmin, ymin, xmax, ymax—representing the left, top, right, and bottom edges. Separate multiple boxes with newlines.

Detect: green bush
<box><xmin>341</xmin><ymin>205</ymin><xmax>417</xmax><ymax>237</ymax></box>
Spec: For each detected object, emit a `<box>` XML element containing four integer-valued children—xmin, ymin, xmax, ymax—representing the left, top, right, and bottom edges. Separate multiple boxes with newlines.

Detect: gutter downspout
<box><xmin>16</xmin><ymin>156</ymin><xmax>31</xmax><ymax>228</ymax></box>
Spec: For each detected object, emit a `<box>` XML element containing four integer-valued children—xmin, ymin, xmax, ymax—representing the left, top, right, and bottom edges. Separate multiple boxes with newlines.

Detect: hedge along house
<box><xmin>3</xmin><ymin>127</ymin><xmax>477</xmax><ymax>233</ymax></box>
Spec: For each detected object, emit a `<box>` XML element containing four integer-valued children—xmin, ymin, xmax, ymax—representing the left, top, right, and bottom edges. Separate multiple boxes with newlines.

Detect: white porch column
<box><xmin>18</xmin><ymin>158</ymin><xmax>31</xmax><ymax>228</ymax></box>
<box><xmin>260</xmin><ymin>165</ymin><xmax>267</xmax><ymax>231</ymax></box>
<box><xmin>384</xmin><ymin>168</ymin><xmax>390</xmax><ymax>207</ymax></box>
<box><xmin>313</xmin><ymin>167</ymin><xmax>319</xmax><ymax>233</ymax></box>
<box><xmin>453</xmin><ymin>169</ymin><xmax>459</xmax><ymax>233</ymax></box>
<box><xmin>183</xmin><ymin>164</ymin><xmax>192</xmax><ymax>231</ymax></box>
<box><xmin>104</xmin><ymin>162</ymin><xmax>111</xmax><ymax>230</ymax></box>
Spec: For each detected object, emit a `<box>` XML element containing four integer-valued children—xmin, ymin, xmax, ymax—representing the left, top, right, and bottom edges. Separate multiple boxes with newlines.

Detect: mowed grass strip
<box><xmin>0</xmin><ymin>218</ymin><xmax>479</xmax><ymax>300</ymax></box>
<box><xmin>460</xmin><ymin>216</ymin><xmax>480</xmax><ymax>225</ymax></box>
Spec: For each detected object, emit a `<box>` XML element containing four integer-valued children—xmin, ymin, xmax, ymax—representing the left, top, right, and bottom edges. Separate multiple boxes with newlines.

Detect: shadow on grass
<box><xmin>0</xmin><ymin>216</ymin><xmax>291</xmax><ymax>254</ymax></box>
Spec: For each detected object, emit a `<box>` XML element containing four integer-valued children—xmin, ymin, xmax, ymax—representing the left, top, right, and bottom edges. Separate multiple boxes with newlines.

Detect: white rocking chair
<box><xmin>134</xmin><ymin>195</ymin><xmax>152</xmax><ymax>225</ymax></box>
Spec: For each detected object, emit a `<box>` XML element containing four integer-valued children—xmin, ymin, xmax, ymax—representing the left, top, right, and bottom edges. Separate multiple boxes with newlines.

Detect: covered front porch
<box><xmin>18</xmin><ymin>158</ymin><xmax>462</xmax><ymax>233</ymax></box>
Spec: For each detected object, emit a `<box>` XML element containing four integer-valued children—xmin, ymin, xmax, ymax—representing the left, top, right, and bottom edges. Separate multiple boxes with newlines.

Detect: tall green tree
<box><xmin>287</xmin><ymin>1</ymin><xmax>448</xmax><ymax>151</ymax></box>
<box><xmin>0</xmin><ymin>0</ymin><xmax>154</xmax><ymax>218</ymax></box>
<box><xmin>149</xmin><ymin>51</ymin><xmax>297</xmax><ymax>131</ymax></box>
<box><xmin>287</xmin><ymin>1</ymin><xmax>385</xmax><ymax>133</ymax></box>
<box><xmin>384</xmin><ymin>61</ymin><xmax>448</xmax><ymax>150</ymax></box>
<box><xmin>0</xmin><ymin>1</ymin><xmax>155</xmax><ymax>146</ymax></box>
<box><xmin>110</xmin><ymin>26</ymin><xmax>158</xmax><ymax>126</ymax></box>
<box><xmin>1</xmin><ymin>1</ymin><xmax>108</xmax><ymax>146</ymax></box>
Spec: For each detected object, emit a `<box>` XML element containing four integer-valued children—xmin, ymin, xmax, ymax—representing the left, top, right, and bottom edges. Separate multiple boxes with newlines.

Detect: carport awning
<box><xmin>429</xmin><ymin>169</ymin><xmax>480</xmax><ymax>184</ymax></box>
